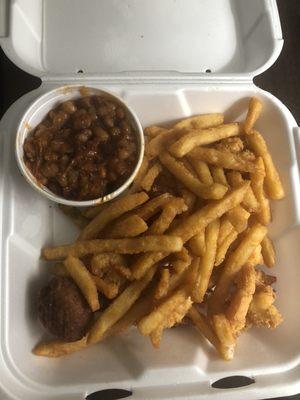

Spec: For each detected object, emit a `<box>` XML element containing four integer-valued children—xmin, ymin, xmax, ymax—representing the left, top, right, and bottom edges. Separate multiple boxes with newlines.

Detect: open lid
<box><xmin>0</xmin><ymin>0</ymin><xmax>283</xmax><ymax>80</ymax></box>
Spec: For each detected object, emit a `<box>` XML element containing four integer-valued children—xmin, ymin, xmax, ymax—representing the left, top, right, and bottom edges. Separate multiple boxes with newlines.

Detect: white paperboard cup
<box><xmin>15</xmin><ymin>85</ymin><xmax>144</xmax><ymax>207</ymax></box>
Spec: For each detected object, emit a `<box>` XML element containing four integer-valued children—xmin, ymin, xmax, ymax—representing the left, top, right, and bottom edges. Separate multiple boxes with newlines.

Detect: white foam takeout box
<box><xmin>0</xmin><ymin>1</ymin><xmax>300</xmax><ymax>399</ymax></box>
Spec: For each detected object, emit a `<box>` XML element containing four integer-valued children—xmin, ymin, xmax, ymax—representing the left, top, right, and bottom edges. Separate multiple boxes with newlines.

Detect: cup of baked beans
<box><xmin>15</xmin><ymin>85</ymin><xmax>144</xmax><ymax>206</ymax></box>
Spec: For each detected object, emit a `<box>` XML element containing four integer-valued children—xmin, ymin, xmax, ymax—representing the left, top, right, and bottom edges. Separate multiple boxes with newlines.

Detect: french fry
<box><xmin>209</xmin><ymin>223</ymin><xmax>267</xmax><ymax>315</ymax></box>
<box><xmin>58</xmin><ymin>205</ymin><xmax>88</xmax><ymax>229</ymax></box>
<box><xmin>131</xmin><ymin>252</ymin><xmax>167</xmax><ymax>280</ymax></box>
<box><xmin>138</xmin><ymin>287</ymin><xmax>191</xmax><ymax>336</ymax></box>
<box><xmin>159</xmin><ymin>151</ymin><xmax>228</xmax><ymax>199</ymax></box>
<box><xmin>218</xmin><ymin>216</ymin><xmax>234</xmax><ymax>245</ymax></box>
<box><xmin>135</xmin><ymin>193</ymin><xmax>172</xmax><ymax>220</ymax></box>
<box><xmin>88</xmin><ymin>266</ymin><xmax>157</xmax><ymax>344</ymax></box>
<box><xmin>141</xmin><ymin>162</ymin><xmax>162</xmax><ymax>192</ymax></box>
<box><xmin>64</xmin><ymin>256</ymin><xmax>100</xmax><ymax>311</ymax></box>
<box><xmin>170</xmin><ymin>123</ymin><xmax>240</xmax><ymax>157</ymax></box>
<box><xmin>173</xmin><ymin>113</ymin><xmax>224</xmax><ymax>130</ymax></box>
<box><xmin>148</xmin><ymin>198</ymin><xmax>187</xmax><ymax>235</ymax></box>
<box><xmin>251</xmin><ymin>157</ymin><xmax>271</xmax><ymax>225</ymax></box>
<box><xmin>212</xmin><ymin>314</ymin><xmax>236</xmax><ymax>361</ymax></box>
<box><xmin>146</xmin><ymin>128</ymin><xmax>183</xmax><ymax>159</ymax></box>
<box><xmin>226</xmin><ymin>205</ymin><xmax>250</xmax><ymax>233</ymax></box>
<box><xmin>226</xmin><ymin>264</ymin><xmax>256</xmax><ymax>333</ymax></box>
<box><xmin>215</xmin><ymin>137</ymin><xmax>244</xmax><ymax>153</ymax></box>
<box><xmin>211</xmin><ymin>166</ymin><xmax>228</xmax><ymax>186</ymax></box>
<box><xmin>243</xmin><ymin>97</ymin><xmax>263</xmax><ymax>134</ymax></box>
<box><xmin>170</xmin><ymin>182</ymin><xmax>250</xmax><ymax>243</ymax></box>
<box><xmin>188</xmin><ymin>146</ymin><xmax>256</xmax><ymax>173</ymax></box>
<box><xmin>154</xmin><ymin>268</ymin><xmax>170</xmax><ymax>300</ymax></box>
<box><xmin>90</xmin><ymin>253</ymin><xmax>126</xmax><ymax>275</ymax></box>
<box><xmin>189</xmin><ymin>230</ymin><xmax>206</xmax><ymax>257</ymax></box>
<box><xmin>82</xmin><ymin>203</ymin><xmax>108</xmax><ymax>219</ymax></box>
<box><xmin>193</xmin><ymin>219</ymin><xmax>220</xmax><ymax>303</ymax></box>
<box><xmin>171</xmin><ymin>250</ymin><xmax>192</xmax><ymax>275</ymax></box>
<box><xmin>261</xmin><ymin>235</ymin><xmax>275</xmax><ymax>268</ymax></box>
<box><xmin>43</xmin><ymin>236</ymin><xmax>183</xmax><ymax>261</ymax></box>
<box><xmin>177</xmin><ymin>187</ymin><xmax>197</xmax><ymax>213</ymax></box>
<box><xmin>245</xmin><ymin>244</ymin><xmax>263</xmax><ymax>267</ymax></box>
<box><xmin>144</xmin><ymin>125</ymin><xmax>167</xmax><ymax>138</ymax></box>
<box><xmin>188</xmin><ymin>306</ymin><xmax>227</xmax><ymax>360</ymax></box>
<box><xmin>106</xmin><ymin>288</ymin><xmax>156</xmax><ymax>337</ymax></box>
<box><xmin>215</xmin><ymin>229</ymin><xmax>238</xmax><ymax>267</ymax></box>
<box><xmin>33</xmin><ymin>337</ymin><xmax>87</xmax><ymax>357</ymax></box>
<box><xmin>92</xmin><ymin>275</ymin><xmax>119</xmax><ymax>299</ymax></box>
<box><xmin>129</xmin><ymin>156</ymin><xmax>150</xmax><ymax>193</ymax></box>
<box><xmin>227</xmin><ymin>171</ymin><xmax>259</xmax><ymax>212</ymax></box>
<box><xmin>106</xmin><ymin>215</ymin><xmax>148</xmax><ymax>238</ymax></box>
<box><xmin>187</xmin><ymin>158</ymin><xmax>213</xmax><ymax>184</ymax></box>
<box><xmin>113</xmin><ymin>264</ymin><xmax>132</xmax><ymax>279</ymax></box>
<box><xmin>246</xmin><ymin>130</ymin><xmax>284</xmax><ymax>199</ymax></box>
<box><xmin>80</xmin><ymin>192</ymin><xmax>149</xmax><ymax>240</ymax></box>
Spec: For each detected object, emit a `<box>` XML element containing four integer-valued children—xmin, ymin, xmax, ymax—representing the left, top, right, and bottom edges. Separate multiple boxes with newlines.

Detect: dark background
<box><xmin>0</xmin><ymin>1</ymin><xmax>299</xmax><ymax>399</ymax></box>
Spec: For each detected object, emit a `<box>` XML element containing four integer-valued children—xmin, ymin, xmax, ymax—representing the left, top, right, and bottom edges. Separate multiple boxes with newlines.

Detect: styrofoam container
<box><xmin>15</xmin><ymin>85</ymin><xmax>144</xmax><ymax>207</ymax></box>
<box><xmin>0</xmin><ymin>1</ymin><xmax>300</xmax><ymax>399</ymax></box>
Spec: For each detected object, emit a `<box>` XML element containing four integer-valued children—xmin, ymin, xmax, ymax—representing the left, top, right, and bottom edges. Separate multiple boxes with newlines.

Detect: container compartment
<box><xmin>0</xmin><ymin>84</ymin><xmax>299</xmax><ymax>400</ymax></box>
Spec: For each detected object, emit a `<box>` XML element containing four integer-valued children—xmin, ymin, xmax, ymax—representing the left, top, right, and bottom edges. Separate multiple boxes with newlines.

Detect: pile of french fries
<box><xmin>34</xmin><ymin>97</ymin><xmax>284</xmax><ymax>360</ymax></box>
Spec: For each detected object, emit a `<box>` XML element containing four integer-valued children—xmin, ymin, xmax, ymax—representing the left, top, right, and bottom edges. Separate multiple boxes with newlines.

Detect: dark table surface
<box><xmin>0</xmin><ymin>1</ymin><xmax>299</xmax><ymax>400</ymax></box>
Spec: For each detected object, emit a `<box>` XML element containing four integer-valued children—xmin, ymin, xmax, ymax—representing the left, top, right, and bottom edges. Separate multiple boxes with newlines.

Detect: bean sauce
<box><xmin>23</xmin><ymin>96</ymin><xmax>138</xmax><ymax>201</ymax></box>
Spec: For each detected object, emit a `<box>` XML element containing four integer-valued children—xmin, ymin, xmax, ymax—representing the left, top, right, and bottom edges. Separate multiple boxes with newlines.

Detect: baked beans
<box><xmin>23</xmin><ymin>95</ymin><xmax>138</xmax><ymax>201</ymax></box>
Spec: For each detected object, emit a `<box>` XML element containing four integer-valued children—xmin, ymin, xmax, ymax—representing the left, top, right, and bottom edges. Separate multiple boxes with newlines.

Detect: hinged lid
<box><xmin>0</xmin><ymin>0</ymin><xmax>283</xmax><ymax>80</ymax></box>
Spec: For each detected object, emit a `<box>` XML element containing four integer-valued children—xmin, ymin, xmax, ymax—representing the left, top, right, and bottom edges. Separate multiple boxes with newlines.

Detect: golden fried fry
<box><xmin>106</xmin><ymin>215</ymin><xmax>148</xmax><ymax>238</ymax></box>
<box><xmin>251</xmin><ymin>157</ymin><xmax>271</xmax><ymax>225</ymax></box>
<box><xmin>144</xmin><ymin>125</ymin><xmax>167</xmax><ymax>138</ymax></box>
<box><xmin>173</xmin><ymin>113</ymin><xmax>224</xmax><ymax>130</ymax></box>
<box><xmin>261</xmin><ymin>235</ymin><xmax>275</xmax><ymax>268</ymax></box>
<box><xmin>148</xmin><ymin>198</ymin><xmax>187</xmax><ymax>235</ymax></box>
<box><xmin>138</xmin><ymin>287</ymin><xmax>191</xmax><ymax>336</ymax></box>
<box><xmin>226</xmin><ymin>264</ymin><xmax>256</xmax><ymax>333</ymax></box>
<box><xmin>159</xmin><ymin>151</ymin><xmax>228</xmax><ymax>199</ymax></box>
<box><xmin>188</xmin><ymin>306</ymin><xmax>227</xmax><ymax>359</ymax></box>
<box><xmin>64</xmin><ymin>256</ymin><xmax>100</xmax><ymax>311</ymax></box>
<box><xmin>227</xmin><ymin>171</ymin><xmax>259</xmax><ymax>213</ymax></box>
<box><xmin>212</xmin><ymin>314</ymin><xmax>236</xmax><ymax>361</ymax></box>
<box><xmin>189</xmin><ymin>230</ymin><xmax>206</xmax><ymax>257</ymax></box>
<box><xmin>141</xmin><ymin>162</ymin><xmax>162</xmax><ymax>192</ymax></box>
<box><xmin>88</xmin><ymin>266</ymin><xmax>157</xmax><ymax>344</ymax></box>
<box><xmin>43</xmin><ymin>236</ymin><xmax>183</xmax><ymax>260</ymax></box>
<box><xmin>246</xmin><ymin>130</ymin><xmax>284</xmax><ymax>199</ymax></box>
<box><xmin>33</xmin><ymin>337</ymin><xmax>87</xmax><ymax>357</ymax></box>
<box><xmin>245</xmin><ymin>244</ymin><xmax>263</xmax><ymax>267</ymax></box>
<box><xmin>215</xmin><ymin>229</ymin><xmax>238</xmax><ymax>267</ymax></box>
<box><xmin>193</xmin><ymin>219</ymin><xmax>220</xmax><ymax>303</ymax></box>
<box><xmin>135</xmin><ymin>193</ymin><xmax>172</xmax><ymax>220</ymax></box>
<box><xmin>187</xmin><ymin>158</ymin><xmax>213</xmax><ymax>184</ymax></box>
<box><xmin>188</xmin><ymin>146</ymin><xmax>256</xmax><ymax>173</ymax></box>
<box><xmin>129</xmin><ymin>156</ymin><xmax>150</xmax><ymax>193</ymax></box>
<box><xmin>226</xmin><ymin>205</ymin><xmax>250</xmax><ymax>233</ymax></box>
<box><xmin>244</xmin><ymin>97</ymin><xmax>263</xmax><ymax>134</ymax></box>
<box><xmin>80</xmin><ymin>192</ymin><xmax>149</xmax><ymax>240</ymax></box>
<box><xmin>154</xmin><ymin>268</ymin><xmax>170</xmax><ymax>300</ymax></box>
<box><xmin>170</xmin><ymin>123</ymin><xmax>240</xmax><ymax>157</ymax></box>
<box><xmin>170</xmin><ymin>182</ymin><xmax>249</xmax><ymax>243</ymax></box>
<box><xmin>218</xmin><ymin>216</ymin><xmax>234</xmax><ymax>245</ymax></box>
<box><xmin>211</xmin><ymin>166</ymin><xmax>228</xmax><ymax>186</ymax></box>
